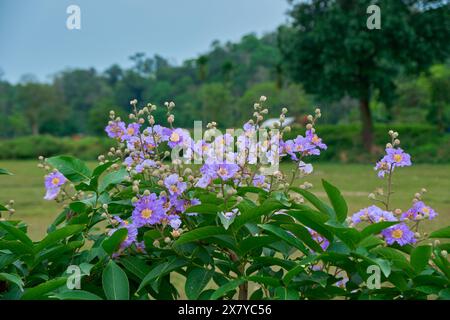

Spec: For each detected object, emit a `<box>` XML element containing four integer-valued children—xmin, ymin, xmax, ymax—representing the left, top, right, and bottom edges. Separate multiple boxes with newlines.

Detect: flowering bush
<box><xmin>0</xmin><ymin>96</ymin><xmax>449</xmax><ymax>300</ymax></box>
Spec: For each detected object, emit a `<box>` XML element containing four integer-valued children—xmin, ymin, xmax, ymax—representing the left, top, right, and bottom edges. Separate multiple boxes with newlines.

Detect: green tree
<box><xmin>16</xmin><ymin>82</ymin><xmax>64</xmax><ymax>135</ymax></box>
<box><xmin>279</xmin><ymin>0</ymin><xmax>450</xmax><ymax>151</ymax></box>
<box><xmin>199</xmin><ymin>83</ymin><xmax>233</xmax><ymax>126</ymax></box>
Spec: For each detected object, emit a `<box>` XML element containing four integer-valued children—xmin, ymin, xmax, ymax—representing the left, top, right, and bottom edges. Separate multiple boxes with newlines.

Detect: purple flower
<box><xmin>381</xmin><ymin>223</ymin><xmax>416</xmax><ymax>246</ymax></box>
<box><xmin>215</xmin><ymin>163</ymin><xmax>239</xmax><ymax>180</ymax></box>
<box><xmin>307</xmin><ymin>227</ymin><xmax>330</xmax><ymax>251</ymax></box>
<box><xmin>252</xmin><ymin>174</ymin><xmax>267</xmax><ymax>188</ymax></box>
<box><xmin>44</xmin><ymin>171</ymin><xmax>67</xmax><ymax>200</ymax></box>
<box><xmin>385</xmin><ymin>148</ymin><xmax>412</xmax><ymax>167</ymax></box>
<box><xmin>351</xmin><ymin>205</ymin><xmax>396</xmax><ymax>225</ymax></box>
<box><xmin>109</xmin><ymin>216</ymin><xmax>138</xmax><ymax>250</ymax></box>
<box><xmin>306</xmin><ymin>129</ymin><xmax>327</xmax><ymax>150</ymax></box>
<box><xmin>135</xmin><ymin>159</ymin><xmax>157</xmax><ymax>173</ymax></box>
<box><xmin>164</xmin><ymin>174</ymin><xmax>187</xmax><ymax>196</ymax></box>
<box><xmin>375</xmin><ymin>147</ymin><xmax>412</xmax><ymax>178</ymax></box>
<box><xmin>105</xmin><ymin>120</ymin><xmax>126</xmax><ymax>139</ymax></box>
<box><xmin>131</xmin><ymin>193</ymin><xmax>167</xmax><ymax>227</ymax></box>
<box><xmin>298</xmin><ymin>161</ymin><xmax>313</xmax><ymax>174</ymax></box>
<box><xmin>402</xmin><ymin>201</ymin><xmax>438</xmax><ymax>221</ymax></box>
<box><xmin>122</xmin><ymin>123</ymin><xmax>141</xmax><ymax>141</ymax></box>
<box><xmin>163</xmin><ymin>128</ymin><xmax>189</xmax><ymax>148</ymax></box>
<box><xmin>168</xmin><ymin>215</ymin><xmax>182</xmax><ymax>230</ymax></box>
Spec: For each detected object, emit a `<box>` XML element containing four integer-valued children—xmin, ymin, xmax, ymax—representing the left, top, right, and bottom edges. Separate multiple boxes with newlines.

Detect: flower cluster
<box><xmin>374</xmin><ymin>131</ymin><xmax>411</xmax><ymax>178</ymax></box>
<box><xmin>350</xmin><ymin>131</ymin><xmax>437</xmax><ymax>246</ymax></box>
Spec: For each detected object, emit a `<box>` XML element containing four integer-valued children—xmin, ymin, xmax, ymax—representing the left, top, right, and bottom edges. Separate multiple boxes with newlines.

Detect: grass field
<box><xmin>0</xmin><ymin>160</ymin><xmax>449</xmax><ymax>240</ymax></box>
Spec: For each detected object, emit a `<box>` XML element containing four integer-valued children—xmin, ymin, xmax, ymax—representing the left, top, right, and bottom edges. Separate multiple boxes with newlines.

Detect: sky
<box><xmin>0</xmin><ymin>0</ymin><xmax>290</xmax><ymax>83</ymax></box>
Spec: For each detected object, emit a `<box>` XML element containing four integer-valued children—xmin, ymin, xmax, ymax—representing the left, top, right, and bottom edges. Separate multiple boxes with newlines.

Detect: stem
<box><xmin>386</xmin><ymin>166</ymin><xmax>394</xmax><ymax>211</ymax></box>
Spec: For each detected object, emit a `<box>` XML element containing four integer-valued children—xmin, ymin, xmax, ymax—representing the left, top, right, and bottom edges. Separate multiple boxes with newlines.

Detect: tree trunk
<box><xmin>31</xmin><ymin>121</ymin><xmax>39</xmax><ymax>135</ymax></box>
<box><xmin>359</xmin><ymin>97</ymin><xmax>374</xmax><ymax>152</ymax></box>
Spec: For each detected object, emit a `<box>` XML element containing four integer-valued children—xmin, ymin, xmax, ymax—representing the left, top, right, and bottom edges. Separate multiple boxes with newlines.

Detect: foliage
<box><xmin>0</xmin><ymin>96</ymin><xmax>449</xmax><ymax>300</ymax></box>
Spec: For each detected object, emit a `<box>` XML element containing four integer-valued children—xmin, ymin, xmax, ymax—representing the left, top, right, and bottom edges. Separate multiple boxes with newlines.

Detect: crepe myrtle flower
<box><xmin>132</xmin><ymin>193</ymin><xmax>167</xmax><ymax>227</ymax></box>
<box><xmin>307</xmin><ymin>227</ymin><xmax>330</xmax><ymax>251</ymax></box>
<box><xmin>168</xmin><ymin>215</ymin><xmax>182</xmax><ymax>230</ymax></box>
<box><xmin>306</xmin><ymin>129</ymin><xmax>327</xmax><ymax>150</ymax></box>
<box><xmin>163</xmin><ymin>128</ymin><xmax>189</xmax><ymax>148</ymax></box>
<box><xmin>402</xmin><ymin>201</ymin><xmax>438</xmax><ymax>221</ymax></box>
<box><xmin>135</xmin><ymin>159</ymin><xmax>157</xmax><ymax>173</ymax></box>
<box><xmin>109</xmin><ymin>216</ymin><xmax>138</xmax><ymax>250</ymax></box>
<box><xmin>351</xmin><ymin>205</ymin><xmax>396</xmax><ymax>225</ymax></box>
<box><xmin>298</xmin><ymin>161</ymin><xmax>313</xmax><ymax>175</ymax></box>
<box><xmin>381</xmin><ymin>223</ymin><xmax>416</xmax><ymax>246</ymax></box>
<box><xmin>44</xmin><ymin>171</ymin><xmax>67</xmax><ymax>200</ymax></box>
<box><xmin>164</xmin><ymin>174</ymin><xmax>187</xmax><ymax>196</ymax></box>
<box><xmin>253</xmin><ymin>174</ymin><xmax>270</xmax><ymax>190</ymax></box>
<box><xmin>105</xmin><ymin>120</ymin><xmax>126</xmax><ymax>139</ymax></box>
<box><xmin>122</xmin><ymin>123</ymin><xmax>141</xmax><ymax>141</ymax></box>
<box><xmin>375</xmin><ymin>147</ymin><xmax>411</xmax><ymax>178</ymax></box>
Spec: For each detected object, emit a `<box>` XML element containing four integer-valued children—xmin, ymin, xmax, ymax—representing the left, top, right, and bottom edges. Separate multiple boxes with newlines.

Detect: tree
<box><xmin>279</xmin><ymin>0</ymin><xmax>450</xmax><ymax>151</ymax></box>
<box><xmin>16</xmin><ymin>82</ymin><xmax>63</xmax><ymax>135</ymax></box>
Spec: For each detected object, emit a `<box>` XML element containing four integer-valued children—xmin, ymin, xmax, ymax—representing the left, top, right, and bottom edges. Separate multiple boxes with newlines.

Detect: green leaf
<box><xmin>283</xmin><ymin>265</ymin><xmax>305</xmax><ymax>285</ymax></box>
<box><xmin>34</xmin><ymin>225</ymin><xmax>85</xmax><ymax>253</ymax></box>
<box><xmin>102</xmin><ymin>260</ymin><xmax>129</xmax><ymax>300</ymax></box>
<box><xmin>233</xmin><ymin>199</ymin><xmax>287</xmax><ymax>231</ymax></box>
<box><xmin>21</xmin><ymin>277</ymin><xmax>67</xmax><ymax>300</ymax></box>
<box><xmin>210</xmin><ymin>279</ymin><xmax>244</xmax><ymax>300</ymax></box>
<box><xmin>184</xmin><ymin>204</ymin><xmax>219</xmax><ymax>215</ymax></box>
<box><xmin>0</xmin><ymin>273</ymin><xmax>24</xmax><ymax>291</ymax></box>
<box><xmin>0</xmin><ymin>221</ymin><xmax>33</xmax><ymax>247</ymax></box>
<box><xmin>174</xmin><ymin>226</ymin><xmax>228</xmax><ymax>246</ymax></box>
<box><xmin>360</xmin><ymin>221</ymin><xmax>399</xmax><ymax>239</ymax></box>
<box><xmin>439</xmin><ymin>288</ymin><xmax>450</xmax><ymax>300</ymax></box>
<box><xmin>410</xmin><ymin>245</ymin><xmax>432</xmax><ymax>273</ymax></box>
<box><xmin>68</xmin><ymin>201</ymin><xmax>91</xmax><ymax>214</ymax></box>
<box><xmin>0</xmin><ymin>168</ymin><xmax>12</xmax><ymax>175</ymax></box>
<box><xmin>119</xmin><ymin>256</ymin><xmax>152</xmax><ymax>280</ymax></box>
<box><xmin>102</xmin><ymin>228</ymin><xmax>128</xmax><ymax>255</ymax></box>
<box><xmin>287</xmin><ymin>209</ymin><xmax>333</xmax><ymax>241</ymax></box>
<box><xmin>322</xmin><ymin>179</ymin><xmax>347</xmax><ymax>222</ymax></box>
<box><xmin>281</xmin><ymin>223</ymin><xmax>324</xmax><ymax>252</ymax></box>
<box><xmin>99</xmin><ymin>167</ymin><xmax>128</xmax><ymax>192</ymax></box>
<box><xmin>0</xmin><ymin>240</ymin><xmax>34</xmax><ymax>256</ymax></box>
<box><xmin>47</xmin><ymin>156</ymin><xmax>91</xmax><ymax>183</ymax></box>
<box><xmin>429</xmin><ymin>226</ymin><xmax>450</xmax><ymax>239</ymax></box>
<box><xmin>290</xmin><ymin>186</ymin><xmax>334</xmax><ymax>218</ymax></box>
<box><xmin>51</xmin><ymin>290</ymin><xmax>103</xmax><ymax>300</ymax></box>
<box><xmin>258</xmin><ymin>224</ymin><xmax>309</xmax><ymax>255</ymax></box>
<box><xmin>138</xmin><ymin>257</ymin><xmax>187</xmax><ymax>292</ymax></box>
<box><xmin>238</xmin><ymin>235</ymin><xmax>278</xmax><ymax>255</ymax></box>
<box><xmin>371</xmin><ymin>247</ymin><xmax>413</xmax><ymax>274</ymax></box>
<box><xmin>247</xmin><ymin>276</ymin><xmax>281</xmax><ymax>287</ymax></box>
<box><xmin>185</xmin><ymin>268</ymin><xmax>214</xmax><ymax>300</ymax></box>
<box><xmin>0</xmin><ymin>204</ymin><xmax>8</xmax><ymax>211</ymax></box>
<box><xmin>218</xmin><ymin>211</ymin><xmax>235</xmax><ymax>230</ymax></box>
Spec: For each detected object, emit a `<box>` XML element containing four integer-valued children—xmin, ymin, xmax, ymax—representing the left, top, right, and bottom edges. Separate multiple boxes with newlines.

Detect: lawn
<box><xmin>1</xmin><ymin>160</ymin><xmax>449</xmax><ymax>240</ymax></box>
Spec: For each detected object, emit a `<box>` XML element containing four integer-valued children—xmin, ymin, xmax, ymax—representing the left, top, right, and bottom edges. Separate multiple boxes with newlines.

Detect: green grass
<box><xmin>0</xmin><ymin>160</ymin><xmax>449</xmax><ymax>240</ymax></box>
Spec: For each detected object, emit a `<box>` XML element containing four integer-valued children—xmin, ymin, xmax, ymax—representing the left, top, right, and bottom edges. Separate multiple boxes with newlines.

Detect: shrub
<box><xmin>0</xmin><ymin>98</ymin><xmax>449</xmax><ymax>300</ymax></box>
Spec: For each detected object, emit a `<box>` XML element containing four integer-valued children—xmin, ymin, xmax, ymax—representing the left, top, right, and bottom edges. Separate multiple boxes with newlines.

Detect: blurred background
<box><xmin>0</xmin><ymin>0</ymin><xmax>449</xmax><ymax>238</ymax></box>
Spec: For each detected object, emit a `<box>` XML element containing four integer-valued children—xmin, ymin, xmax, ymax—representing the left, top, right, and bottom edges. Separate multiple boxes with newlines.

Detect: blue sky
<box><xmin>0</xmin><ymin>0</ymin><xmax>289</xmax><ymax>83</ymax></box>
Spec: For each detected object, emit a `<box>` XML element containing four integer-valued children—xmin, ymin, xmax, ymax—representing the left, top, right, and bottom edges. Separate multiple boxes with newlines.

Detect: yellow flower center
<box><xmin>51</xmin><ymin>177</ymin><xmax>60</xmax><ymax>185</ymax></box>
<box><xmin>127</xmin><ymin>127</ymin><xmax>135</xmax><ymax>135</ymax></box>
<box><xmin>170</xmin><ymin>185</ymin><xmax>178</xmax><ymax>193</ymax></box>
<box><xmin>141</xmin><ymin>208</ymin><xmax>153</xmax><ymax>219</ymax></box>
<box><xmin>393</xmin><ymin>154</ymin><xmax>403</xmax><ymax>163</ymax></box>
<box><xmin>312</xmin><ymin>135</ymin><xmax>320</xmax><ymax>143</ymax></box>
<box><xmin>170</xmin><ymin>132</ymin><xmax>180</xmax><ymax>142</ymax></box>
<box><xmin>422</xmin><ymin>207</ymin><xmax>430</xmax><ymax>214</ymax></box>
<box><xmin>217</xmin><ymin>167</ymin><xmax>228</xmax><ymax>176</ymax></box>
<box><xmin>391</xmin><ymin>229</ymin><xmax>403</xmax><ymax>239</ymax></box>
